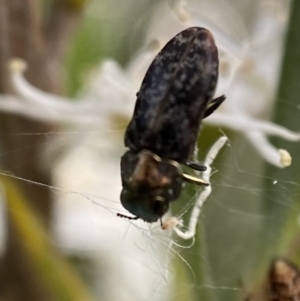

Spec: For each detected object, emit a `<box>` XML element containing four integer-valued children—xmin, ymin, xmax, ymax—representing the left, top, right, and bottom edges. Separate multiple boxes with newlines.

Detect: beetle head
<box><xmin>120</xmin><ymin>150</ymin><xmax>183</xmax><ymax>222</ymax></box>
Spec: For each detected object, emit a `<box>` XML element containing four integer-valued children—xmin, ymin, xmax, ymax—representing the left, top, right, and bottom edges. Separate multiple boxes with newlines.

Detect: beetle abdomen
<box><xmin>125</xmin><ymin>27</ymin><xmax>219</xmax><ymax>162</ymax></box>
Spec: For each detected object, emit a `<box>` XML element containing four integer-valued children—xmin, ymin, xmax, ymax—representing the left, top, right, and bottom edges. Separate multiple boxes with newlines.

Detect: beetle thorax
<box><xmin>128</xmin><ymin>151</ymin><xmax>175</xmax><ymax>191</ymax></box>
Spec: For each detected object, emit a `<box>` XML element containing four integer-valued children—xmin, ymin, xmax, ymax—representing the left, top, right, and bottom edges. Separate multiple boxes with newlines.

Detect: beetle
<box><xmin>118</xmin><ymin>27</ymin><xmax>226</xmax><ymax>223</ymax></box>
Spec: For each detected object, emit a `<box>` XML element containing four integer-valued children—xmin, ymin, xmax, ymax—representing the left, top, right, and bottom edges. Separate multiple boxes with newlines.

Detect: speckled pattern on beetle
<box><xmin>118</xmin><ymin>27</ymin><xmax>226</xmax><ymax>223</ymax></box>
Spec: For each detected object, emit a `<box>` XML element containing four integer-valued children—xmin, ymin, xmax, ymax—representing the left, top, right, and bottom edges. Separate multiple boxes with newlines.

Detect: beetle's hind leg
<box><xmin>185</xmin><ymin>161</ymin><xmax>207</xmax><ymax>171</ymax></box>
<box><xmin>204</xmin><ymin>94</ymin><xmax>226</xmax><ymax>118</ymax></box>
<box><xmin>183</xmin><ymin>163</ymin><xmax>208</xmax><ymax>185</ymax></box>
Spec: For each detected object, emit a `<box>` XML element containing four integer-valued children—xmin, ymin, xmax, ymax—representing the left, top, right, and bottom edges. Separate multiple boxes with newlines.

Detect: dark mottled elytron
<box><xmin>118</xmin><ymin>27</ymin><xmax>226</xmax><ymax>223</ymax></box>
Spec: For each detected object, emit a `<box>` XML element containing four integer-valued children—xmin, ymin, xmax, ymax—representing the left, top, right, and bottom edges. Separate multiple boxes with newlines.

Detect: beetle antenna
<box><xmin>117</xmin><ymin>213</ymin><xmax>140</xmax><ymax>220</ymax></box>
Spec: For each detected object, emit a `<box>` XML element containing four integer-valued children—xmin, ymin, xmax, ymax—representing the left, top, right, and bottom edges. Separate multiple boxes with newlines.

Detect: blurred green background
<box><xmin>1</xmin><ymin>0</ymin><xmax>300</xmax><ymax>301</ymax></box>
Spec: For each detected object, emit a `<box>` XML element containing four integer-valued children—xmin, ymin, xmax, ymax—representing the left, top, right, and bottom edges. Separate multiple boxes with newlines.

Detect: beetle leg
<box><xmin>203</xmin><ymin>94</ymin><xmax>226</xmax><ymax>118</ymax></box>
<box><xmin>185</xmin><ymin>161</ymin><xmax>207</xmax><ymax>171</ymax></box>
<box><xmin>182</xmin><ymin>173</ymin><xmax>209</xmax><ymax>186</ymax></box>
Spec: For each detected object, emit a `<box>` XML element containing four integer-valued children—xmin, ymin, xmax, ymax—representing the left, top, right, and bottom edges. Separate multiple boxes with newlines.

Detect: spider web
<box><xmin>0</xmin><ymin>118</ymin><xmax>299</xmax><ymax>301</ymax></box>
